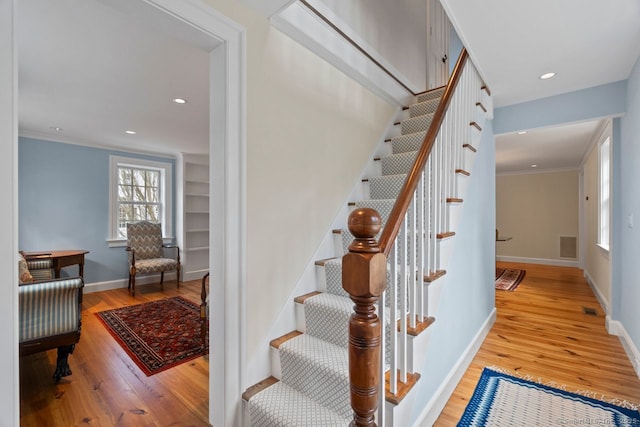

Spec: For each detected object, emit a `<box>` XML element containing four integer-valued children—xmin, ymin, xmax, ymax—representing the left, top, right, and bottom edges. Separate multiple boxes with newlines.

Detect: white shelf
<box><xmin>180</xmin><ymin>154</ymin><xmax>210</xmax><ymax>280</ymax></box>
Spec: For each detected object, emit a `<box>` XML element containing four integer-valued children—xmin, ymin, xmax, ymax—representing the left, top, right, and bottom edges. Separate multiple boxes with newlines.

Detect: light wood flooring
<box><xmin>20</xmin><ymin>279</ymin><xmax>210</xmax><ymax>427</ymax></box>
<box><xmin>435</xmin><ymin>261</ymin><xmax>640</xmax><ymax>426</ymax></box>
<box><xmin>20</xmin><ymin>264</ymin><xmax>640</xmax><ymax>426</ymax></box>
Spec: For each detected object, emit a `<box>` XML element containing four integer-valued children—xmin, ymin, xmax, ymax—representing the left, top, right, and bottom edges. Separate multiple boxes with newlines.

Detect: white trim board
<box><xmin>415</xmin><ymin>308</ymin><xmax>497</xmax><ymax>427</ymax></box>
<box><xmin>104</xmin><ymin>2</ymin><xmax>247</xmax><ymax>426</ymax></box>
<box><xmin>583</xmin><ymin>270</ymin><xmax>610</xmax><ymax>316</ymax></box>
<box><xmin>496</xmin><ymin>255</ymin><xmax>579</xmax><ymax>268</ymax></box>
<box><xmin>607</xmin><ymin>320</ymin><xmax>640</xmax><ymax>378</ymax></box>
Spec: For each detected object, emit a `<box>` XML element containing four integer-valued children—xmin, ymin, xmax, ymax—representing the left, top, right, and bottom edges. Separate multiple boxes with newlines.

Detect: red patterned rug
<box><xmin>96</xmin><ymin>296</ymin><xmax>208</xmax><ymax>376</ymax></box>
<box><xmin>495</xmin><ymin>268</ymin><xmax>526</xmax><ymax>291</ymax></box>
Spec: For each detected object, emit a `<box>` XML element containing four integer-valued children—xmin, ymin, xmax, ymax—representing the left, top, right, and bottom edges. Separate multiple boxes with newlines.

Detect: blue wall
<box><xmin>18</xmin><ymin>137</ymin><xmax>176</xmax><ymax>285</ymax></box>
<box><xmin>493</xmin><ymin>80</ymin><xmax>627</xmax><ymax>134</ymax></box>
<box><xmin>410</xmin><ymin>121</ymin><xmax>496</xmax><ymax>424</ymax></box>
<box><xmin>619</xmin><ymin>55</ymin><xmax>640</xmax><ymax>359</ymax></box>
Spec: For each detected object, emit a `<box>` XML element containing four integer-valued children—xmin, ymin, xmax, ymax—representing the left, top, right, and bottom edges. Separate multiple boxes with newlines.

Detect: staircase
<box><xmin>243</xmin><ymin>51</ymin><xmax>491</xmax><ymax>426</ymax></box>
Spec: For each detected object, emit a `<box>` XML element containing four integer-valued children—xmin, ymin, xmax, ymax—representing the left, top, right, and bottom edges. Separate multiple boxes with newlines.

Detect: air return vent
<box><xmin>559</xmin><ymin>236</ymin><xmax>577</xmax><ymax>259</ymax></box>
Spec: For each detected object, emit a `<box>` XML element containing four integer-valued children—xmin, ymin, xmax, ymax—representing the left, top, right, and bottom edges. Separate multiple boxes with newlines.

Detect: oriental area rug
<box><xmin>458</xmin><ymin>368</ymin><xmax>640</xmax><ymax>426</ymax></box>
<box><xmin>495</xmin><ymin>268</ymin><xmax>526</xmax><ymax>291</ymax></box>
<box><xmin>96</xmin><ymin>296</ymin><xmax>208</xmax><ymax>376</ymax></box>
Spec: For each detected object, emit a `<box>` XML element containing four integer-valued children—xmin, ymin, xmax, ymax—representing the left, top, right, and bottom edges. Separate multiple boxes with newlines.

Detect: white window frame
<box><xmin>598</xmin><ymin>136</ymin><xmax>610</xmax><ymax>252</ymax></box>
<box><xmin>108</xmin><ymin>155</ymin><xmax>173</xmax><ymax>247</ymax></box>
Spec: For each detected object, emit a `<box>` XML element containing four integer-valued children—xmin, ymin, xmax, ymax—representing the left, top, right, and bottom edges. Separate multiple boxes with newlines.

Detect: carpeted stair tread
<box><xmin>247</xmin><ymin>381</ymin><xmax>351</xmax><ymax>426</ymax></box>
<box><xmin>409</xmin><ymin>97</ymin><xmax>440</xmax><ymax>118</ymax></box>
<box><xmin>368</xmin><ymin>174</ymin><xmax>408</xmax><ymax>200</ymax></box>
<box><xmin>380</xmin><ymin>151</ymin><xmax>418</xmax><ymax>176</ymax></box>
<box><xmin>323</xmin><ymin>258</ymin><xmax>350</xmax><ymax>297</ymax></box>
<box><xmin>279</xmin><ymin>334</ymin><xmax>351</xmax><ymax>418</ymax></box>
<box><xmin>401</xmin><ymin>113</ymin><xmax>434</xmax><ymax>135</ymax></box>
<box><xmin>417</xmin><ymin>86</ymin><xmax>445</xmax><ymax>103</ymax></box>
<box><xmin>303</xmin><ymin>293</ymin><xmax>354</xmax><ymax>348</ymax></box>
<box><xmin>391</xmin><ymin>131</ymin><xmax>427</xmax><ymax>154</ymax></box>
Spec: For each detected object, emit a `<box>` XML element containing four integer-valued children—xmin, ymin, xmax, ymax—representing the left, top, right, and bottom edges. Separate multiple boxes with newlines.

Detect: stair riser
<box><xmin>277</xmin><ymin>334</ymin><xmax>352</xmax><ymax>419</ymax></box>
<box><xmin>401</xmin><ymin>114</ymin><xmax>434</xmax><ymax>135</ymax></box>
<box><xmin>409</xmin><ymin>98</ymin><xmax>440</xmax><ymax>118</ymax></box>
<box><xmin>368</xmin><ymin>174</ymin><xmax>408</xmax><ymax>200</ymax></box>
<box><xmin>416</xmin><ymin>87</ymin><xmax>445</xmax><ymax>103</ymax></box>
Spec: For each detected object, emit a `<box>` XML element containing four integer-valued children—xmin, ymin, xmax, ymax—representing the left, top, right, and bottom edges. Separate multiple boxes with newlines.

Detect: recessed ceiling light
<box><xmin>125</xmin><ymin>130</ymin><xmax>137</xmax><ymax>135</ymax></box>
<box><xmin>517</xmin><ymin>131</ymin><xmax>527</xmax><ymax>135</ymax></box>
<box><xmin>531</xmin><ymin>164</ymin><xmax>538</xmax><ymax>168</ymax></box>
<box><xmin>50</xmin><ymin>126</ymin><xmax>63</xmax><ymax>132</ymax></box>
<box><xmin>173</xmin><ymin>98</ymin><xmax>187</xmax><ymax>104</ymax></box>
<box><xmin>540</xmin><ymin>72</ymin><xmax>556</xmax><ymax>80</ymax></box>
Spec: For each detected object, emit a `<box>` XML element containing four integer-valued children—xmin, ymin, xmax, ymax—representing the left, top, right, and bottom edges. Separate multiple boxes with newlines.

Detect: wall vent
<box><xmin>559</xmin><ymin>236</ymin><xmax>577</xmax><ymax>259</ymax></box>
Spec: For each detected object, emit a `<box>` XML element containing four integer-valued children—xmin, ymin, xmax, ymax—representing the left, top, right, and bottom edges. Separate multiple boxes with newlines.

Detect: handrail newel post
<box><xmin>343</xmin><ymin>207</ymin><xmax>386</xmax><ymax>427</ymax></box>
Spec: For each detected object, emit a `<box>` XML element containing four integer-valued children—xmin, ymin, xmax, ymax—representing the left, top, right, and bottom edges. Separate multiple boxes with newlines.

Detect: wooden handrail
<box><xmin>378</xmin><ymin>48</ymin><xmax>469</xmax><ymax>257</ymax></box>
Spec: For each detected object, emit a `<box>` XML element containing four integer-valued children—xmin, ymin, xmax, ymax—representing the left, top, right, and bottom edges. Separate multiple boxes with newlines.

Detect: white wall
<box><xmin>496</xmin><ymin>170</ymin><xmax>579</xmax><ymax>263</ymax></box>
<box><xmin>0</xmin><ymin>0</ymin><xmax>19</xmax><ymax>424</ymax></box>
<box><xmin>203</xmin><ymin>0</ymin><xmax>395</xmax><ymax>379</ymax></box>
<box><xmin>306</xmin><ymin>0</ymin><xmax>428</xmax><ymax>91</ymax></box>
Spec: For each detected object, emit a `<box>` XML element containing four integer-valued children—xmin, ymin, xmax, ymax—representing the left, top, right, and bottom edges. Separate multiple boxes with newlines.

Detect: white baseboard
<box><xmin>182</xmin><ymin>269</ymin><xmax>209</xmax><ymax>282</ymax></box>
<box><xmin>415</xmin><ymin>308</ymin><xmax>497</xmax><ymax>427</ymax></box>
<box><xmin>83</xmin><ymin>272</ymin><xmax>179</xmax><ymax>294</ymax></box>
<box><xmin>607</xmin><ymin>320</ymin><xmax>640</xmax><ymax>378</ymax></box>
<box><xmin>496</xmin><ymin>255</ymin><xmax>579</xmax><ymax>268</ymax></box>
<box><xmin>582</xmin><ymin>270</ymin><xmax>610</xmax><ymax>315</ymax></box>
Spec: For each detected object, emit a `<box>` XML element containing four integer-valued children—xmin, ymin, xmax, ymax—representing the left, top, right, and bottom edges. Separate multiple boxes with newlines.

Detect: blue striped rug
<box><xmin>458</xmin><ymin>368</ymin><xmax>640</xmax><ymax>426</ymax></box>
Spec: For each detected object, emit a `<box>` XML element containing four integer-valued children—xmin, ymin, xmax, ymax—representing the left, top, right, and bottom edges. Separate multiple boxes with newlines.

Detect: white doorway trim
<box><xmin>144</xmin><ymin>2</ymin><xmax>247</xmax><ymax>426</ymax></box>
<box><xmin>4</xmin><ymin>1</ymin><xmax>247</xmax><ymax>425</ymax></box>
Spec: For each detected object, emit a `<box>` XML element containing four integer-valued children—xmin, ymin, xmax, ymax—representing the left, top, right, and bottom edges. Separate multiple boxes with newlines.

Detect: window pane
<box><xmin>118</xmin><ymin>168</ymin><xmax>132</xmax><ymax>185</ymax></box>
<box><xmin>133</xmin><ymin>185</ymin><xmax>146</xmax><ymax>202</ymax></box>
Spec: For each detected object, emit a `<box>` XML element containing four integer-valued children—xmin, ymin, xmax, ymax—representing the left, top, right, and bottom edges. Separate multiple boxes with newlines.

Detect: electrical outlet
<box><xmin>628</xmin><ymin>213</ymin><xmax>634</xmax><ymax>229</ymax></box>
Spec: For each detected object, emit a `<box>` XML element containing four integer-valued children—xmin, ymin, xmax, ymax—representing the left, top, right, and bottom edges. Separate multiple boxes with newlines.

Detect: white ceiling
<box><xmin>18</xmin><ymin>0</ymin><xmax>219</xmax><ymax>156</ymax></box>
<box><xmin>17</xmin><ymin>0</ymin><xmax>640</xmax><ymax>171</ymax></box>
<box><xmin>441</xmin><ymin>0</ymin><xmax>640</xmax><ymax>173</ymax></box>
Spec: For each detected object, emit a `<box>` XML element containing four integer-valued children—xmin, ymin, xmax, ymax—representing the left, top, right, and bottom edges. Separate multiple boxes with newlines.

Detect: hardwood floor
<box><xmin>435</xmin><ymin>262</ymin><xmax>640</xmax><ymax>426</ymax></box>
<box><xmin>20</xmin><ymin>279</ymin><xmax>209</xmax><ymax>427</ymax></box>
<box><xmin>21</xmin><ymin>264</ymin><xmax>639</xmax><ymax>426</ymax></box>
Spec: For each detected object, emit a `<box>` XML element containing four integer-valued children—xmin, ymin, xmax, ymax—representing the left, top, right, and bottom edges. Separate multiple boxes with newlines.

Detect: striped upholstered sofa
<box><xmin>18</xmin><ymin>253</ymin><xmax>84</xmax><ymax>382</ymax></box>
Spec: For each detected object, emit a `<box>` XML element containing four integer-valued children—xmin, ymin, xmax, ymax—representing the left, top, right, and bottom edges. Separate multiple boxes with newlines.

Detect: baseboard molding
<box><xmin>496</xmin><ymin>255</ymin><xmax>579</xmax><ymax>268</ymax></box>
<box><xmin>607</xmin><ymin>319</ymin><xmax>640</xmax><ymax>378</ymax></box>
<box><xmin>83</xmin><ymin>272</ymin><xmax>179</xmax><ymax>294</ymax></box>
<box><xmin>582</xmin><ymin>270</ymin><xmax>610</xmax><ymax>316</ymax></box>
<box><xmin>415</xmin><ymin>308</ymin><xmax>497</xmax><ymax>427</ymax></box>
<box><xmin>183</xmin><ymin>269</ymin><xmax>209</xmax><ymax>282</ymax></box>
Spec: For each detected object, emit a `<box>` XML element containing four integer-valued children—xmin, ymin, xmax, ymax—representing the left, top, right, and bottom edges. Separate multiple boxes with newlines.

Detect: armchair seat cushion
<box><xmin>134</xmin><ymin>258</ymin><xmax>179</xmax><ymax>274</ymax></box>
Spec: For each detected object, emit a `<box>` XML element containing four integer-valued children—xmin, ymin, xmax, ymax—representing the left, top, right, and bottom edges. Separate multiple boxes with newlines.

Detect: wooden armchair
<box><xmin>19</xmin><ymin>252</ymin><xmax>84</xmax><ymax>382</ymax></box>
<box><xmin>126</xmin><ymin>221</ymin><xmax>180</xmax><ymax>296</ymax></box>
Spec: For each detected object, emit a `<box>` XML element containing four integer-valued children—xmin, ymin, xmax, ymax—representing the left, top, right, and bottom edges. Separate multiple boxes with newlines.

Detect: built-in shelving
<box><xmin>178</xmin><ymin>154</ymin><xmax>210</xmax><ymax>281</ymax></box>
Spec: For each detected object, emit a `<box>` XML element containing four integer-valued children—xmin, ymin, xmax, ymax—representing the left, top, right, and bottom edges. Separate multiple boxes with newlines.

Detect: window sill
<box><xmin>596</xmin><ymin>243</ymin><xmax>610</xmax><ymax>256</ymax></box>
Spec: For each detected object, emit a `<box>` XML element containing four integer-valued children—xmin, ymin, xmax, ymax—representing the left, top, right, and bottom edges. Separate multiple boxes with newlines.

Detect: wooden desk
<box><xmin>24</xmin><ymin>250</ymin><xmax>89</xmax><ymax>279</ymax></box>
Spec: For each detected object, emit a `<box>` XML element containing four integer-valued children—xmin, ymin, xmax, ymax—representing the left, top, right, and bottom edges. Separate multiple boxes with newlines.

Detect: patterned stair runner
<box><xmin>246</xmin><ymin>87</ymin><xmax>446</xmax><ymax>426</ymax></box>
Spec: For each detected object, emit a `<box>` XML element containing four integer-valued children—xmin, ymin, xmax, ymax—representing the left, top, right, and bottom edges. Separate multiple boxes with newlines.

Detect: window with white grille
<box><xmin>108</xmin><ymin>156</ymin><xmax>173</xmax><ymax>245</ymax></box>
